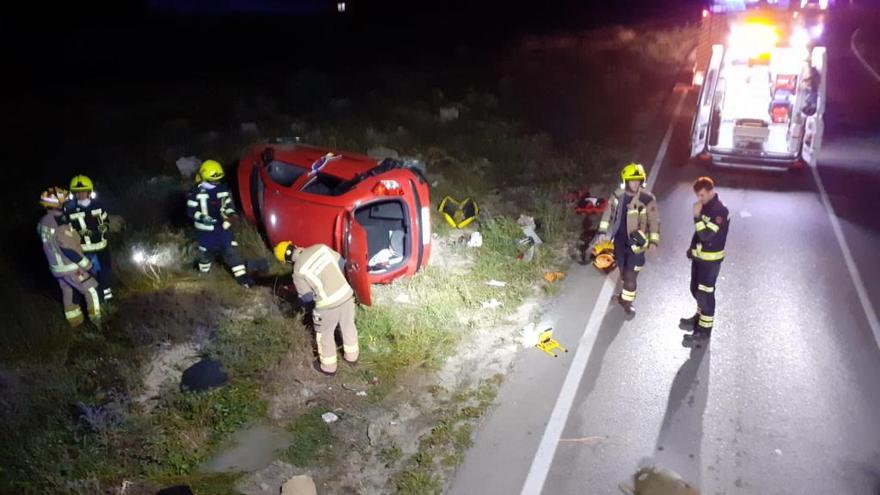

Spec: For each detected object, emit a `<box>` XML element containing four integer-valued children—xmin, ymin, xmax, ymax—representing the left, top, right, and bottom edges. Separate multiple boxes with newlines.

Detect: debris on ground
<box><xmin>175</xmin><ymin>156</ymin><xmax>201</xmax><ymax>179</ymax></box>
<box><xmin>321</xmin><ymin>412</ymin><xmax>339</xmax><ymax>424</ymax></box>
<box><xmin>281</xmin><ymin>475</ymin><xmax>317</xmax><ymax>495</ymax></box>
<box><xmin>620</xmin><ymin>464</ymin><xmax>700</xmax><ymax>495</ymax></box>
<box><xmin>485</xmin><ymin>279</ymin><xmax>507</xmax><ymax>287</ymax></box>
<box><xmin>518</xmin><ymin>242</ymin><xmax>537</xmax><ymax>262</ymax></box>
<box><xmin>481</xmin><ymin>299</ymin><xmax>503</xmax><ymax>310</ymax></box>
<box><xmin>517</xmin><ymin>214</ymin><xmax>543</xmax><ymax>245</ymax></box>
<box><xmin>467</xmin><ymin>231</ymin><xmax>484</xmax><ymax>248</ymax></box>
<box><xmin>180</xmin><ymin>358</ymin><xmax>229</xmax><ymax>392</ymax></box>
<box><xmin>543</xmin><ymin>271</ymin><xmax>566</xmax><ymax>283</ymax></box>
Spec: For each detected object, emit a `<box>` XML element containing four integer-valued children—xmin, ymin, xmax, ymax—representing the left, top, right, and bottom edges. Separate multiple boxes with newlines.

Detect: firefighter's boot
<box><xmin>679</xmin><ymin>313</ymin><xmax>699</xmax><ymax>331</ymax></box>
<box><xmin>616</xmin><ymin>295</ymin><xmax>636</xmax><ymax>317</ymax></box>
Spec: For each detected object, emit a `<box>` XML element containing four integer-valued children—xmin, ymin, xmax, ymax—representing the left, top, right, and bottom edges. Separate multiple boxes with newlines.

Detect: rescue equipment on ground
<box><xmin>535</xmin><ymin>329</ymin><xmax>568</xmax><ymax>358</ymax></box>
<box><xmin>566</xmin><ymin>189</ymin><xmax>608</xmax><ymax>215</ymax></box>
<box><xmin>591</xmin><ymin>239</ymin><xmax>616</xmax><ymax>272</ymax></box>
<box><xmin>439</xmin><ymin>196</ymin><xmax>479</xmax><ymax>228</ymax></box>
<box><xmin>543</xmin><ymin>271</ymin><xmax>566</xmax><ymax>283</ymax></box>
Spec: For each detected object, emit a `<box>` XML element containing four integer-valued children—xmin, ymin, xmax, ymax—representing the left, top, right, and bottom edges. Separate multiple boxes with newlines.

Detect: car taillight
<box><xmin>372</xmin><ymin>180</ymin><xmax>404</xmax><ymax>196</ymax></box>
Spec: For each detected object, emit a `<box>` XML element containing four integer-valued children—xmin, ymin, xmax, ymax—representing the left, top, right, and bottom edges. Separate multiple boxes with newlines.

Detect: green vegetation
<box><xmin>282</xmin><ymin>408</ymin><xmax>336</xmax><ymax>467</ymax></box>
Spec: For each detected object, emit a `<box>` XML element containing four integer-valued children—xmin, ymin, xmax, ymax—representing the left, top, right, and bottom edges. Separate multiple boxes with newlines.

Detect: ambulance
<box><xmin>690</xmin><ymin>13</ymin><xmax>827</xmax><ymax>170</ymax></box>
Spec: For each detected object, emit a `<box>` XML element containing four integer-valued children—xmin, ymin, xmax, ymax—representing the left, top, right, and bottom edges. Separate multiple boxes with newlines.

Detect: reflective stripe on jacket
<box><xmin>38</xmin><ymin>212</ymin><xmax>90</xmax><ymax>275</ymax></box>
<box><xmin>63</xmin><ymin>198</ymin><xmax>109</xmax><ymax>252</ymax></box>
<box><xmin>690</xmin><ymin>194</ymin><xmax>730</xmax><ymax>262</ymax></box>
<box><xmin>293</xmin><ymin>244</ymin><xmax>354</xmax><ymax>309</ymax></box>
<box><xmin>597</xmin><ymin>187</ymin><xmax>661</xmax><ymax>249</ymax></box>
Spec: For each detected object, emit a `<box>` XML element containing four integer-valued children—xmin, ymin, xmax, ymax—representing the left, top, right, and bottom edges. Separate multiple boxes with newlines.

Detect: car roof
<box><xmin>261</xmin><ymin>143</ymin><xmax>379</xmax><ymax>179</ymax></box>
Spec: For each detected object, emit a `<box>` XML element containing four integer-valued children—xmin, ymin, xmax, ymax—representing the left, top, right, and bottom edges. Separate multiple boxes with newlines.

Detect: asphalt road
<box><xmin>450</xmin><ymin>9</ymin><xmax>880</xmax><ymax>495</ymax></box>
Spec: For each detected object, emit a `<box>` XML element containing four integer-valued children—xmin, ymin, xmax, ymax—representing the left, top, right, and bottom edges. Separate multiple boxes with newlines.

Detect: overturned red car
<box><xmin>237</xmin><ymin>142</ymin><xmax>433</xmax><ymax>305</ymax></box>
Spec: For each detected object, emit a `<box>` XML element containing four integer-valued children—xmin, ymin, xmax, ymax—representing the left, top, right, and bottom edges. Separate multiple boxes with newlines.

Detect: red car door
<box><xmin>343</xmin><ymin>211</ymin><xmax>372</xmax><ymax>306</ymax></box>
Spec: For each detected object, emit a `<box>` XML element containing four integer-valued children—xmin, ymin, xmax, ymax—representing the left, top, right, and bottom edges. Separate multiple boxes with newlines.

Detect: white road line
<box><xmin>809</xmin><ymin>162</ymin><xmax>880</xmax><ymax>347</ymax></box>
<box><xmin>519</xmin><ymin>90</ymin><xmax>688</xmax><ymax>495</ymax></box>
<box><xmin>850</xmin><ymin>27</ymin><xmax>880</xmax><ymax>83</ymax></box>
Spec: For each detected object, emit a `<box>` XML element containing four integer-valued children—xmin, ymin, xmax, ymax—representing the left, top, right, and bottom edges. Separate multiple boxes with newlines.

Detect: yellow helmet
<box><xmin>40</xmin><ymin>187</ymin><xmax>69</xmax><ymax>209</ymax></box>
<box><xmin>69</xmin><ymin>175</ymin><xmax>94</xmax><ymax>192</ymax></box>
<box><xmin>199</xmin><ymin>160</ymin><xmax>225</xmax><ymax>182</ymax></box>
<box><xmin>620</xmin><ymin>162</ymin><xmax>647</xmax><ymax>183</ymax></box>
<box><xmin>274</xmin><ymin>241</ymin><xmax>295</xmax><ymax>264</ymax></box>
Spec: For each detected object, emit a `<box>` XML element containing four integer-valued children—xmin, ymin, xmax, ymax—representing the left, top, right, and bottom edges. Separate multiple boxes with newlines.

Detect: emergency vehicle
<box><xmin>238</xmin><ymin>143</ymin><xmax>433</xmax><ymax>305</ymax></box>
<box><xmin>691</xmin><ymin>9</ymin><xmax>827</xmax><ymax>169</ymax></box>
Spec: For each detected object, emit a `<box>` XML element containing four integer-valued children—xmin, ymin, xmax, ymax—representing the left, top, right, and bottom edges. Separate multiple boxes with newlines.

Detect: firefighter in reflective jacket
<box><xmin>186</xmin><ymin>160</ymin><xmax>253</xmax><ymax>287</ymax></box>
<box><xmin>38</xmin><ymin>187</ymin><xmax>102</xmax><ymax>328</ymax></box>
<box><xmin>680</xmin><ymin>176</ymin><xmax>729</xmax><ymax>340</ymax></box>
<box><xmin>596</xmin><ymin>163</ymin><xmax>661</xmax><ymax>316</ymax></box>
<box><xmin>274</xmin><ymin>241</ymin><xmax>358</xmax><ymax>376</ymax></box>
<box><xmin>63</xmin><ymin>175</ymin><xmax>113</xmax><ymax>302</ymax></box>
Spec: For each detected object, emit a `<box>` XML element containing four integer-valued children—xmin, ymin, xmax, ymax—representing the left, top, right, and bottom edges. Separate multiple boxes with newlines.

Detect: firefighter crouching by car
<box><xmin>186</xmin><ymin>160</ymin><xmax>253</xmax><ymax>287</ymax></box>
<box><xmin>680</xmin><ymin>176</ymin><xmax>729</xmax><ymax>341</ymax></box>
<box><xmin>63</xmin><ymin>174</ymin><xmax>113</xmax><ymax>302</ymax></box>
<box><xmin>596</xmin><ymin>162</ymin><xmax>660</xmax><ymax>317</ymax></box>
<box><xmin>38</xmin><ymin>187</ymin><xmax>102</xmax><ymax>328</ymax></box>
<box><xmin>274</xmin><ymin>241</ymin><xmax>359</xmax><ymax>376</ymax></box>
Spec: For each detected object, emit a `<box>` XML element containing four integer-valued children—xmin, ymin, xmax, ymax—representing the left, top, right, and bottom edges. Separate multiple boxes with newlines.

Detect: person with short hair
<box><xmin>681</xmin><ymin>176</ymin><xmax>730</xmax><ymax>341</ymax></box>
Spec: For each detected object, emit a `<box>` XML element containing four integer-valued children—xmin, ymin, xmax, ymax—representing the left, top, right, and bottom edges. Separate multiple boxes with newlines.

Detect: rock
<box><xmin>356</xmin><ymin>391</ymin><xmax>367</xmax><ymax>397</ymax></box>
<box><xmin>240</xmin><ymin>122</ymin><xmax>260</xmax><ymax>135</ymax></box>
<box><xmin>281</xmin><ymin>475</ymin><xmax>317</xmax><ymax>495</ymax></box>
<box><xmin>236</xmin><ymin>460</ymin><xmax>301</xmax><ymax>495</ymax></box>
<box><xmin>321</xmin><ymin>412</ymin><xmax>339</xmax><ymax>424</ymax></box>
<box><xmin>367</xmin><ymin>147</ymin><xmax>400</xmax><ymax>160</ymax></box>
<box><xmin>175</xmin><ymin>156</ymin><xmax>201</xmax><ymax>179</ymax></box>
<box><xmin>481</xmin><ymin>299</ymin><xmax>502</xmax><ymax>310</ymax></box>
<box><xmin>438</xmin><ymin>106</ymin><xmax>459</xmax><ymax>123</ymax></box>
<box><xmin>367</xmin><ymin>423</ymin><xmax>381</xmax><ymax>446</ymax></box>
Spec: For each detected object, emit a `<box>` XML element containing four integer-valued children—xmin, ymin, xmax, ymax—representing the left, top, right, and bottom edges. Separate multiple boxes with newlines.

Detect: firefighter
<box><xmin>596</xmin><ymin>162</ymin><xmax>661</xmax><ymax>316</ymax></box>
<box><xmin>38</xmin><ymin>187</ymin><xmax>102</xmax><ymax>328</ymax></box>
<box><xmin>186</xmin><ymin>160</ymin><xmax>253</xmax><ymax>287</ymax></box>
<box><xmin>274</xmin><ymin>241</ymin><xmax>358</xmax><ymax>376</ymax></box>
<box><xmin>680</xmin><ymin>176</ymin><xmax>729</xmax><ymax>341</ymax></box>
<box><xmin>63</xmin><ymin>175</ymin><xmax>113</xmax><ymax>302</ymax></box>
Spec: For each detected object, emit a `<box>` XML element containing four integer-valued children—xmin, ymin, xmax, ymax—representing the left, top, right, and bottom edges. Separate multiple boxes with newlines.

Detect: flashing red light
<box><xmin>372</xmin><ymin>180</ymin><xmax>404</xmax><ymax>196</ymax></box>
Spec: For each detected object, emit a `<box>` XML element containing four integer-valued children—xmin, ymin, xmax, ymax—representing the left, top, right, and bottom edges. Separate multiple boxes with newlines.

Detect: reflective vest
<box><xmin>186</xmin><ymin>182</ymin><xmax>236</xmax><ymax>232</ymax></box>
<box><xmin>293</xmin><ymin>245</ymin><xmax>353</xmax><ymax>309</ymax></box>
<box><xmin>38</xmin><ymin>213</ymin><xmax>91</xmax><ymax>276</ymax></box>
<box><xmin>63</xmin><ymin>198</ymin><xmax>109</xmax><ymax>252</ymax></box>
<box><xmin>690</xmin><ymin>194</ymin><xmax>730</xmax><ymax>262</ymax></box>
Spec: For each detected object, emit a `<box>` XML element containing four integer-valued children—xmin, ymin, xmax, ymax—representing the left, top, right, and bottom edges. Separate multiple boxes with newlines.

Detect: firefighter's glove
<box><xmin>98</xmin><ymin>223</ymin><xmax>109</xmax><ymax>235</ymax></box>
<box><xmin>686</xmin><ymin>248</ymin><xmax>693</xmax><ymax>260</ymax></box>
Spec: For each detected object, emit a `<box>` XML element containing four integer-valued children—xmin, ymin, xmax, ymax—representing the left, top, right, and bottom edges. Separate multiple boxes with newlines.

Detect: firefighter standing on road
<box><xmin>274</xmin><ymin>241</ymin><xmax>359</xmax><ymax>376</ymax></box>
<box><xmin>64</xmin><ymin>175</ymin><xmax>114</xmax><ymax>302</ymax></box>
<box><xmin>680</xmin><ymin>176</ymin><xmax>729</xmax><ymax>341</ymax></box>
<box><xmin>38</xmin><ymin>187</ymin><xmax>102</xmax><ymax>328</ymax></box>
<box><xmin>186</xmin><ymin>160</ymin><xmax>253</xmax><ymax>287</ymax></box>
<box><xmin>596</xmin><ymin>163</ymin><xmax>661</xmax><ymax>316</ymax></box>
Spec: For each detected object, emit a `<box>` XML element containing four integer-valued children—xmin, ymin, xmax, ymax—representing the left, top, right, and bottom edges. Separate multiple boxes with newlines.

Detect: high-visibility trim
<box><xmin>692</xmin><ymin>247</ymin><xmax>725</xmax><ymax>261</ymax></box>
<box><xmin>699</xmin><ymin>315</ymin><xmax>714</xmax><ymax>322</ymax></box>
<box><xmin>317</xmin><ymin>285</ymin><xmax>352</xmax><ymax>309</ymax></box>
<box><xmin>222</xmin><ymin>221</ymin><xmax>231</xmax><ymax>230</ymax></box>
<box><xmin>230</xmin><ymin>241</ymin><xmax>239</xmax><ymax>247</ymax></box>
<box><xmin>81</xmin><ymin>239</ymin><xmax>108</xmax><ymax>252</ymax></box>
<box><xmin>343</xmin><ymin>344</ymin><xmax>359</xmax><ymax>354</ymax></box>
<box><xmin>103</xmin><ymin>288</ymin><xmax>113</xmax><ymax>300</ymax></box>
<box><xmin>621</xmin><ymin>289</ymin><xmax>636</xmax><ymax>302</ymax></box>
<box><xmin>649</xmin><ymin>232</ymin><xmax>660</xmax><ymax>243</ymax></box>
<box><xmin>186</xmin><ymin>200</ymin><xmax>198</xmax><ymax>207</ymax></box>
<box><xmin>698</xmin><ymin>319</ymin><xmax>714</xmax><ymax>329</ymax></box>
<box><xmin>88</xmin><ymin>287</ymin><xmax>101</xmax><ymax>317</ymax></box>
<box><xmin>697</xmin><ymin>284</ymin><xmax>714</xmax><ymax>293</ymax></box>
<box><xmin>598</xmin><ymin>221</ymin><xmax>609</xmax><ymax>230</ymax></box>
<box><xmin>694</xmin><ymin>221</ymin><xmax>707</xmax><ymax>232</ymax></box>
<box><xmin>705</xmin><ymin>221</ymin><xmax>720</xmax><ymax>232</ymax></box>
<box><xmin>320</xmin><ymin>354</ymin><xmax>338</xmax><ymax>365</ymax></box>
<box><xmin>199</xmin><ymin>263</ymin><xmax>212</xmax><ymax>272</ymax></box>
<box><xmin>195</xmin><ymin>222</ymin><xmax>215</xmax><ymax>231</ymax></box>
<box><xmin>633</xmin><ymin>265</ymin><xmax>643</xmax><ymax>272</ymax></box>
<box><xmin>65</xmin><ymin>307</ymin><xmax>83</xmax><ymax>320</ymax></box>
<box><xmin>231</xmin><ymin>265</ymin><xmax>247</xmax><ymax>277</ymax></box>
<box><xmin>77</xmin><ymin>257</ymin><xmax>91</xmax><ymax>269</ymax></box>
<box><xmin>198</xmin><ymin>246</ymin><xmax>208</xmax><ymax>252</ymax></box>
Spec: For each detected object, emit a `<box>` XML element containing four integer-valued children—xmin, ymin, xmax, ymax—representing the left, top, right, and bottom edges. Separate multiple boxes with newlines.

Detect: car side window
<box><xmin>266</xmin><ymin>160</ymin><xmax>307</xmax><ymax>187</ymax></box>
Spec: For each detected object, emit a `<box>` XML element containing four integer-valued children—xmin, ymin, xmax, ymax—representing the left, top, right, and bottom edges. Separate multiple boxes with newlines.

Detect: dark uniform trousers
<box><xmin>690</xmin><ymin>259</ymin><xmax>721</xmax><ymax>330</ymax></box>
<box><xmin>615</xmin><ymin>241</ymin><xmax>645</xmax><ymax>302</ymax></box>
